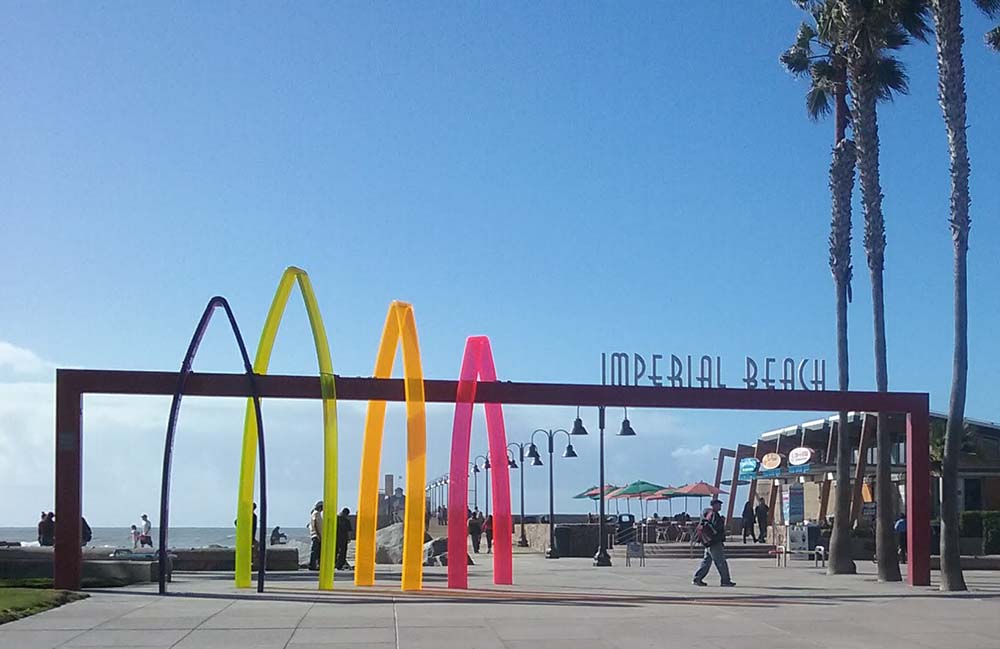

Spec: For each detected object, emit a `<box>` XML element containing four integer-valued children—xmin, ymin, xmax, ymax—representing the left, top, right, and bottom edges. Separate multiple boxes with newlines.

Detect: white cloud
<box><xmin>0</xmin><ymin>341</ymin><xmax>54</xmax><ymax>379</ymax></box>
<box><xmin>670</xmin><ymin>444</ymin><xmax>715</xmax><ymax>458</ymax></box>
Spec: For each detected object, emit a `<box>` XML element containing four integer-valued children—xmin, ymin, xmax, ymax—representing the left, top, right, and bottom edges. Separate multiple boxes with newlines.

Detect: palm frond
<box><xmin>891</xmin><ymin>0</ymin><xmax>933</xmax><ymax>42</ymax></box>
<box><xmin>973</xmin><ymin>0</ymin><xmax>1000</xmax><ymax>19</ymax></box>
<box><xmin>880</xmin><ymin>23</ymin><xmax>911</xmax><ymax>51</ymax></box>
<box><xmin>987</xmin><ymin>25</ymin><xmax>1000</xmax><ymax>51</ymax></box>
<box><xmin>781</xmin><ymin>46</ymin><xmax>813</xmax><ymax>75</ymax></box>
<box><xmin>874</xmin><ymin>56</ymin><xmax>910</xmax><ymax>100</ymax></box>
<box><xmin>811</xmin><ymin>59</ymin><xmax>838</xmax><ymax>83</ymax></box>
<box><xmin>807</xmin><ymin>84</ymin><xmax>833</xmax><ymax>120</ymax></box>
<box><xmin>796</xmin><ymin>22</ymin><xmax>818</xmax><ymax>49</ymax></box>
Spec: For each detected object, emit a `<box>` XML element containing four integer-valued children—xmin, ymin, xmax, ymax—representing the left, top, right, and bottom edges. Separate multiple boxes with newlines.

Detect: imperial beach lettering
<box><xmin>600</xmin><ymin>353</ymin><xmax>826</xmax><ymax>390</ymax></box>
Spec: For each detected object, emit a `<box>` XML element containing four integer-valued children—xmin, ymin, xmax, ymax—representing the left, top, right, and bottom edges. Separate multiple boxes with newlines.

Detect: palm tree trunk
<box><xmin>826</xmin><ymin>76</ymin><xmax>856</xmax><ymax>574</ymax></box>
<box><xmin>932</xmin><ymin>0</ymin><xmax>970</xmax><ymax>593</ymax></box>
<box><xmin>848</xmin><ymin>42</ymin><xmax>900</xmax><ymax>582</ymax></box>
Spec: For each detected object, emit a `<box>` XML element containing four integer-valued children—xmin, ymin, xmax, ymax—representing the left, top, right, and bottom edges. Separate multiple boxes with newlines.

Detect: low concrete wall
<box><xmin>170</xmin><ymin>548</ymin><xmax>299</xmax><ymax>571</ymax></box>
<box><xmin>0</xmin><ymin>546</ymin><xmax>299</xmax><ymax>583</ymax></box>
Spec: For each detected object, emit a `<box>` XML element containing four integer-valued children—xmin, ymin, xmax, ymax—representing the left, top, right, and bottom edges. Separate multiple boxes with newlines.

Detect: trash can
<box><xmin>616</xmin><ymin>514</ymin><xmax>636</xmax><ymax>545</ymax></box>
<box><xmin>553</xmin><ymin>526</ymin><xmax>572</xmax><ymax>556</ymax></box>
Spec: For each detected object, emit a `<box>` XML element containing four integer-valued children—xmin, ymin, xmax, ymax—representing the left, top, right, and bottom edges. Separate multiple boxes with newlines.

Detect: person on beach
<box><xmin>483</xmin><ymin>514</ymin><xmax>494</xmax><ymax>554</ymax></box>
<box><xmin>139</xmin><ymin>513</ymin><xmax>153</xmax><ymax>547</ymax></box>
<box><xmin>692</xmin><ymin>500</ymin><xmax>735</xmax><ymax>587</ymax></box>
<box><xmin>81</xmin><ymin>517</ymin><xmax>92</xmax><ymax>547</ymax></box>
<box><xmin>336</xmin><ymin>507</ymin><xmax>353</xmax><ymax>570</ymax></box>
<box><xmin>308</xmin><ymin>501</ymin><xmax>323</xmax><ymax>570</ymax></box>
<box><xmin>270</xmin><ymin>526</ymin><xmax>287</xmax><ymax>545</ymax></box>
<box><xmin>130</xmin><ymin>525</ymin><xmax>140</xmax><ymax>549</ymax></box>
<box><xmin>38</xmin><ymin>512</ymin><xmax>54</xmax><ymax>546</ymax></box>
<box><xmin>741</xmin><ymin>500</ymin><xmax>756</xmax><ymax>544</ymax></box>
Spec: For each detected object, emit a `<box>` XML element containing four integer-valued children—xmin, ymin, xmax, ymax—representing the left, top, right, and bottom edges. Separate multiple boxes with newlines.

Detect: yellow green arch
<box><xmin>235</xmin><ymin>266</ymin><xmax>340</xmax><ymax>590</ymax></box>
<box><xmin>355</xmin><ymin>301</ymin><xmax>427</xmax><ymax>591</ymax></box>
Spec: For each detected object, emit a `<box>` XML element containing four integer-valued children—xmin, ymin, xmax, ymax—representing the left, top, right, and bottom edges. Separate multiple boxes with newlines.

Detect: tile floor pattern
<box><xmin>3</xmin><ymin>555</ymin><xmax>1000</xmax><ymax>648</ymax></box>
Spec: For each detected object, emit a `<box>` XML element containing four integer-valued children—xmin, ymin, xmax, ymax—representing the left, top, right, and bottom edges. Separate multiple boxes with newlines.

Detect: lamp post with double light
<box><xmin>593</xmin><ymin>406</ymin><xmax>636</xmax><ymax>567</ymax></box>
<box><xmin>506</xmin><ymin>442</ymin><xmax>530</xmax><ymax>547</ymax></box>
<box><xmin>528</xmin><ymin>427</ymin><xmax>582</xmax><ymax>559</ymax></box>
<box><xmin>474</xmin><ymin>454</ymin><xmax>491</xmax><ymax>518</ymax></box>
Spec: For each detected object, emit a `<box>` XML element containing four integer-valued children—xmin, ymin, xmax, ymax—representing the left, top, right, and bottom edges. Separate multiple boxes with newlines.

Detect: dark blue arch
<box><xmin>158</xmin><ymin>296</ymin><xmax>268</xmax><ymax>594</ymax></box>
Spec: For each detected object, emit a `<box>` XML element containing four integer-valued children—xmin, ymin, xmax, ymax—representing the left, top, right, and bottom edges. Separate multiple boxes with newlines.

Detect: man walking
<box><xmin>741</xmin><ymin>500</ymin><xmax>756</xmax><ymax>544</ymax></box>
<box><xmin>693</xmin><ymin>499</ymin><xmax>735</xmax><ymax>587</ymax></box>
<box><xmin>336</xmin><ymin>507</ymin><xmax>353</xmax><ymax>570</ymax></box>
<box><xmin>754</xmin><ymin>497</ymin><xmax>770</xmax><ymax>544</ymax></box>
<box><xmin>308</xmin><ymin>501</ymin><xmax>323</xmax><ymax>571</ymax></box>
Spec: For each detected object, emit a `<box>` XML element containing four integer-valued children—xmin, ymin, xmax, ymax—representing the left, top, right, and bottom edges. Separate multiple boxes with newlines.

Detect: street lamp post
<box><xmin>507</xmin><ymin>442</ymin><xmax>529</xmax><ymax>547</ymax></box>
<box><xmin>474</xmin><ymin>454</ymin><xmax>491</xmax><ymax>518</ymax></box>
<box><xmin>529</xmin><ymin>428</ymin><xmax>579</xmax><ymax>559</ymax></box>
<box><xmin>468</xmin><ymin>462</ymin><xmax>480</xmax><ymax>513</ymax></box>
<box><xmin>594</xmin><ymin>406</ymin><xmax>636</xmax><ymax>567</ymax></box>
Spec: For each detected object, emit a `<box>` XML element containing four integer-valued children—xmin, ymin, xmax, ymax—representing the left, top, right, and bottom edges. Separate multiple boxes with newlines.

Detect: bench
<box><xmin>771</xmin><ymin>545</ymin><xmax>826</xmax><ymax>568</ymax></box>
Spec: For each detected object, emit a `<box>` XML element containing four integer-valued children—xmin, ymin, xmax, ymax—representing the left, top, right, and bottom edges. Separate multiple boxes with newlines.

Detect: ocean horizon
<box><xmin>0</xmin><ymin>526</ymin><xmax>314</xmax><ymax>563</ymax></box>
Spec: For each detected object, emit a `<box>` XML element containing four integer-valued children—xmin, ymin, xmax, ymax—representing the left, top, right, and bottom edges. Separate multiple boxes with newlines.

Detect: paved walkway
<box><xmin>3</xmin><ymin>555</ymin><xmax>1000</xmax><ymax>648</ymax></box>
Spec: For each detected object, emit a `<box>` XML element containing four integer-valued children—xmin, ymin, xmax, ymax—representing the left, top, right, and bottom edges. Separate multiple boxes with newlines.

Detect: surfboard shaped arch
<box><xmin>355</xmin><ymin>301</ymin><xmax>427</xmax><ymax>591</ymax></box>
<box><xmin>447</xmin><ymin>336</ymin><xmax>513</xmax><ymax>588</ymax></box>
<box><xmin>159</xmin><ymin>297</ymin><xmax>267</xmax><ymax>594</ymax></box>
<box><xmin>236</xmin><ymin>266</ymin><xmax>340</xmax><ymax>590</ymax></box>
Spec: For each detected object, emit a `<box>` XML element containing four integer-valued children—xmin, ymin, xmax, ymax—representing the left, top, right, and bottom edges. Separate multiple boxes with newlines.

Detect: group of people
<box><xmin>37</xmin><ymin>511</ymin><xmax>92</xmax><ymax>547</ymax></box>
<box><xmin>466</xmin><ymin>509</ymin><xmax>494</xmax><ymax>553</ymax></box>
<box><xmin>739</xmin><ymin>498</ymin><xmax>771</xmax><ymax>544</ymax></box>
<box><xmin>308</xmin><ymin>501</ymin><xmax>353</xmax><ymax>571</ymax></box>
<box><xmin>129</xmin><ymin>513</ymin><xmax>153</xmax><ymax>549</ymax></box>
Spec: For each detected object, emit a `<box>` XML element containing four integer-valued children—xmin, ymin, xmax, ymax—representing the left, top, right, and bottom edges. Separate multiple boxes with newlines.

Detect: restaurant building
<box><xmin>714</xmin><ymin>412</ymin><xmax>1000</xmax><ymax>529</ymax></box>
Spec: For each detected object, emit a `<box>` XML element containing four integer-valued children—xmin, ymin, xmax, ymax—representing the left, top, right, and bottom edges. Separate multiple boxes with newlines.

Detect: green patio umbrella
<box><xmin>608</xmin><ymin>481</ymin><xmax>667</xmax><ymax>517</ymax></box>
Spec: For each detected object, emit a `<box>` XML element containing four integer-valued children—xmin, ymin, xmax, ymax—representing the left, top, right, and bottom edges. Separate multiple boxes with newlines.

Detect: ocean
<box><xmin>0</xmin><ymin>526</ymin><xmax>314</xmax><ymax>564</ymax></box>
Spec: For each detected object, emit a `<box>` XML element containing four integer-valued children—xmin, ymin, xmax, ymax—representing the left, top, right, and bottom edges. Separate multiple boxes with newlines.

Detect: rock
<box><xmin>438</xmin><ymin>552</ymin><xmax>474</xmax><ymax>567</ymax></box>
<box><xmin>374</xmin><ymin>523</ymin><xmax>439</xmax><ymax>565</ymax></box>
<box><xmin>374</xmin><ymin>523</ymin><xmax>405</xmax><ymax>564</ymax></box>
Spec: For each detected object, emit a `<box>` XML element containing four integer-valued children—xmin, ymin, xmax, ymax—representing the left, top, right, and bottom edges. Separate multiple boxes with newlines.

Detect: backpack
<box><xmin>694</xmin><ymin>519</ymin><xmax>716</xmax><ymax>546</ymax></box>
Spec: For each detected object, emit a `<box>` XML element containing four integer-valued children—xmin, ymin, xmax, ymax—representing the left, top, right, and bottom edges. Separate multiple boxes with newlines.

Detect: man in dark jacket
<box><xmin>336</xmin><ymin>508</ymin><xmax>353</xmax><ymax>570</ymax></box>
<box><xmin>693</xmin><ymin>499</ymin><xmax>735</xmax><ymax>587</ymax></box>
<box><xmin>741</xmin><ymin>501</ymin><xmax>756</xmax><ymax>544</ymax></box>
<box><xmin>754</xmin><ymin>497</ymin><xmax>770</xmax><ymax>543</ymax></box>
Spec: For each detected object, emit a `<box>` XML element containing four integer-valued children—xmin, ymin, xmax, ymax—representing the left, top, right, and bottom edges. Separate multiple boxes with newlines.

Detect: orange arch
<box><xmin>354</xmin><ymin>301</ymin><xmax>427</xmax><ymax>590</ymax></box>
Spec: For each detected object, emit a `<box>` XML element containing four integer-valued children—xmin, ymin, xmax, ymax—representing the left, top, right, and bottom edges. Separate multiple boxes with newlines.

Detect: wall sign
<box><xmin>761</xmin><ymin>453</ymin><xmax>784</xmax><ymax>471</ymax></box>
<box><xmin>738</xmin><ymin>457</ymin><xmax>760</xmax><ymax>476</ymax></box>
<box><xmin>601</xmin><ymin>352</ymin><xmax>826</xmax><ymax>391</ymax></box>
<box><xmin>788</xmin><ymin>447</ymin><xmax>815</xmax><ymax>466</ymax></box>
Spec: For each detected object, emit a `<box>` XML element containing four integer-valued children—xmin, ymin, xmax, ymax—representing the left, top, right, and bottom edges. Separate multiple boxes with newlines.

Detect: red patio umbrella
<box><xmin>677</xmin><ymin>481</ymin><xmax>727</xmax><ymax>497</ymax></box>
<box><xmin>676</xmin><ymin>481</ymin><xmax>728</xmax><ymax>515</ymax></box>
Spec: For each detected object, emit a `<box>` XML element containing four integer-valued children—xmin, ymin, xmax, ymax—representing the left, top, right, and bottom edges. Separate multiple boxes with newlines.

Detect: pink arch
<box><xmin>446</xmin><ymin>336</ymin><xmax>513</xmax><ymax>588</ymax></box>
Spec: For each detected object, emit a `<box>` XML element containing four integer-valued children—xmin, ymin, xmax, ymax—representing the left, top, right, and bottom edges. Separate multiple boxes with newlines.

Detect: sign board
<box><xmin>761</xmin><ymin>453</ymin><xmax>784</xmax><ymax>471</ymax></box>
<box><xmin>738</xmin><ymin>457</ymin><xmax>760</xmax><ymax>476</ymax></box>
<box><xmin>783</xmin><ymin>484</ymin><xmax>804</xmax><ymax>524</ymax></box>
<box><xmin>788</xmin><ymin>447</ymin><xmax>814</xmax><ymax>466</ymax></box>
<box><xmin>600</xmin><ymin>352</ymin><xmax>827</xmax><ymax>391</ymax></box>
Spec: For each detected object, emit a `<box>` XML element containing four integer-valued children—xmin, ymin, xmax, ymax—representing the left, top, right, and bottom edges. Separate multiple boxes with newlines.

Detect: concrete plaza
<box><xmin>3</xmin><ymin>555</ymin><xmax>1000</xmax><ymax>649</ymax></box>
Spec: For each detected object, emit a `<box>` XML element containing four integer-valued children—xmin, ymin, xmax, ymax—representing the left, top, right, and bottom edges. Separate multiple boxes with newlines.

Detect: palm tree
<box><xmin>782</xmin><ymin>0</ymin><xmax>928</xmax><ymax>578</ymax></box>
<box><xmin>929</xmin><ymin>0</ymin><xmax>999</xmax><ymax>592</ymax></box>
<box><xmin>838</xmin><ymin>0</ymin><xmax>930</xmax><ymax>583</ymax></box>
<box><xmin>781</xmin><ymin>0</ymin><xmax>858</xmax><ymax>575</ymax></box>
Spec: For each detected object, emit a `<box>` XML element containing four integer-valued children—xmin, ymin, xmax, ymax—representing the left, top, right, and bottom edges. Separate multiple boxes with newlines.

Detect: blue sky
<box><xmin>1</xmin><ymin>3</ymin><xmax>998</xmax><ymax>527</ymax></box>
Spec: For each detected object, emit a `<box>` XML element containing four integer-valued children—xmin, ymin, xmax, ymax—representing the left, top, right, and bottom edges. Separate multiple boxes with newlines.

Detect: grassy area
<box><xmin>0</xmin><ymin>577</ymin><xmax>130</xmax><ymax>589</ymax></box>
<box><xmin>0</xmin><ymin>587</ymin><xmax>86</xmax><ymax>625</ymax></box>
